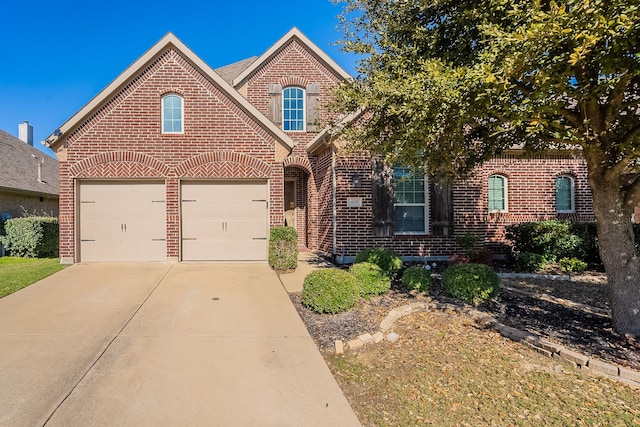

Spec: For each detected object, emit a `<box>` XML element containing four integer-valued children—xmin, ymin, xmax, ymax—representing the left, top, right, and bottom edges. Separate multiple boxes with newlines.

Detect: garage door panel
<box><xmin>78</xmin><ymin>181</ymin><xmax>166</xmax><ymax>262</ymax></box>
<box><xmin>181</xmin><ymin>181</ymin><xmax>267</xmax><ymax>261</ymax></box>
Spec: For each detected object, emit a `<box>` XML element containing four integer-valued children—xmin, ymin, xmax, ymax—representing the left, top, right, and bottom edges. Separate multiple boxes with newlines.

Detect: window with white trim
<box><xmin>488</xmin><ymin>174</ymin><xmax>507</xmax><ymax>212</ymax></box>
<box><xmin>162</xmin><ymin>94</ymin><xmax>183</xmax><ymax>133</ymax></box>
<box><xmin>282</xmin><ymin>87</ymin><xmax>305</xmax><ymax>131</ymax></box>
<box><xmin>393</xmin><ymin>166</ymin><xmax>428</xmax><ymax>234</ymax></box>
<box><xmin>556</xmin><ymin>175</ymin><xmax>575</xmax><ymax>213</ymax></box>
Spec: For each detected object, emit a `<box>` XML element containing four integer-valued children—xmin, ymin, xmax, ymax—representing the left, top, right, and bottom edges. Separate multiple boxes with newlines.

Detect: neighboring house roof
<box><xmin>44</xmin><ymin>33</ymin><xmax>295</xmax><ymax>152</ymax></box>
<box><xmin>232</xmin><ymin>27</ymin><xmax>352</xmax><ymax>88</ymax></box>
<box><xmin>0</xmin><ymin>129</ymin><xmax>59</xmax><ymax>197</ymax></box>
<box><xmin>215</xmin><ymin>56</ymin><xmax>258</xmax><ymax>85</ymax></box>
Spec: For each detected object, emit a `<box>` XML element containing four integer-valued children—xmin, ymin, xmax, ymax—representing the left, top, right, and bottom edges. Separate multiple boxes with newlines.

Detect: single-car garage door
<box><xmin>78</xmin><ymin>181</ymin><xmax>166</xmax><ymax>262</ymax></box>
<box><xmin>181</xmin><ymin>181</ymin><xmax>268</xmax><ymax>261</ymax></box>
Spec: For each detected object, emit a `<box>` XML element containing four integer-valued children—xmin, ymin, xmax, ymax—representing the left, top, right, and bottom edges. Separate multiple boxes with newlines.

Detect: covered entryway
<box><xmin>77</xmin><ymin>181</ymin><xmax>167</xmax><ymax>262</ymax></box>
<box><xmin>180</xmin><ymin>181</ymin><xmax>268</xmax><ymax>261</ymax></box>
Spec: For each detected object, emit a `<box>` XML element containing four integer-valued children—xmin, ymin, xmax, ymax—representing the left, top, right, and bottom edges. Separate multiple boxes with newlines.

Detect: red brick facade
<box><xmin>49</xmin><ymin>30</ymin><xmax>595</xmax><ymax>263</ymax></box>
<box><xmin>313</xmin><ymin>149</ymin><xmax>594</xmax><ymax>262</ymax></box>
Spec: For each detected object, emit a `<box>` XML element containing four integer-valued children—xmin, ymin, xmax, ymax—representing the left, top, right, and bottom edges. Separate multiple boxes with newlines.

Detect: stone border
<box><xmin>334</xmin><ymin>301</ymin><xmax>640</xmax><ymax>388</ymax></box>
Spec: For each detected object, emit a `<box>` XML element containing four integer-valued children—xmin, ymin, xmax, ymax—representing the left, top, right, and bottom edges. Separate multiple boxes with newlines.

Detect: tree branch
<box><xmin>624</xmin><ymin>176</ymin><xmax>640</xmax><ymax>208</ymax></box>
<box><xmin>622</xmin><ymin>124</ymin><xmax>640</xmax><ymax>147</ymax></box>
<box><xmin>604</xmin><ymin>72</ymin><xmax>631</xmax><ymax>128</ymax></box>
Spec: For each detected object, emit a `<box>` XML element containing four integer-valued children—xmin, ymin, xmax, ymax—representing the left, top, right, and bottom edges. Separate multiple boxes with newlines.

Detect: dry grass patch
<box><xmin>327</xmin><ymin>310</ymin><xmax>640</xmax><ymax>426</ymax></box>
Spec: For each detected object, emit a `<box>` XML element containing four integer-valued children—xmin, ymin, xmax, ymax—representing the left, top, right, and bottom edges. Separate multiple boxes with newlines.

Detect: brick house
<box><xmin>45</xmin><ymin>29</ymin><xmax>594</xmax><ymax>264</ymax></box>
<box><xmin>0</xmin><ymin>127</ymin><xmax>58</xmax><ymax>219</ymax></box>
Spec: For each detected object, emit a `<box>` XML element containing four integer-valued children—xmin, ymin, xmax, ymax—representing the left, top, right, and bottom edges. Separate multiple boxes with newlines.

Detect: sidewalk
<box><xmin>278</xmin><ymin>252</ymin><xmax>334</xmax><ymax>293</ymax></box>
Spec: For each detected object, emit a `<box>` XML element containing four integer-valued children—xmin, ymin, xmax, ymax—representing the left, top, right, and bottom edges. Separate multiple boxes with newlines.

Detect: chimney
<box><xmin>18</xmin><ymin>121</ymin><xmax>33</xmax><ymax>146</ymax></box>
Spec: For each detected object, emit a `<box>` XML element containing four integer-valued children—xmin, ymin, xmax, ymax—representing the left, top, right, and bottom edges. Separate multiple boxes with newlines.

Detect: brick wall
<box><xmin>0</xmin><ymin>191</ymin><xmax>58</xmax><ymax>218</ymax></box>
<box><xmin>58</xmin><ymin>48</ymin><xmax>285</xmax><ymax>262</ymax></box>
<box><xmin>313</xmin><ymin>149</ymin><xmax>594</xmax><ymax>261</ymax></box>
<box><xmin>243</xmin><ymin>38</ymin><xmax>343</xmax><ymax>250</ymax></box>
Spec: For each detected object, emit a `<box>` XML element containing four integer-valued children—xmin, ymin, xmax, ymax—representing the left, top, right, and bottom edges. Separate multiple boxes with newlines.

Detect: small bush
<box><xmin>268</xmin><ymin>226</ymin><xmax>298</xmax><ymax>271</ymax></box>
<box><xmin>401</xmin><ymin>266</ymin><xmax>432</xmax><ymax>292</ymax></box>
<box><xmin>516</xmin><ymin>252</ymin><xmax>549</xmax><ymax>273</ymax></box>
<box><xmin>1</xmin><ymin>217</ymin><xmax>58</xmax><ymax>258</ymax></box>
<box><xmin>354</xmin><ymin>247</ymin><xmax>402</xmax><ymax>277</ymax></box>
<box><xmin>441</xmin><ymin>263</ymin><xmax>500</xmax><ymax>305</ymax></box>
<box><xmin>349</xmin><ymin>262</ymin><xmax>391</xmax><ymax>297</ymax></box>
<box><xmin>302</xmin><ymin>269</ymin><xmax>359</xmax><ymax>314</ymax></box>
<box><xmin>559</xmin><ymin>257</ymin><xmax>588</xmax><ymax>273</ymax></box>
<box><xmin>505</xmin><ymin>220</ymin><xmax>585</xmax><ymax>262</ymax></box>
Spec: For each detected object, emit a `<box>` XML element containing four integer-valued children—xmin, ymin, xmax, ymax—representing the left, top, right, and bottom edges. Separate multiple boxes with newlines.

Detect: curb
<box><xmin>334</xmin><ymin>301</ymin><xmax>640</xmax><ymax>388</ymax></box>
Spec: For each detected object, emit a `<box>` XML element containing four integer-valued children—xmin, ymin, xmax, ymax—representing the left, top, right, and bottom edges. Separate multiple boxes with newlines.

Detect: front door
<box><xmin>284</xmin><ymin>180</ymin><xmax>296</xmax><ymax>228</ymax></box>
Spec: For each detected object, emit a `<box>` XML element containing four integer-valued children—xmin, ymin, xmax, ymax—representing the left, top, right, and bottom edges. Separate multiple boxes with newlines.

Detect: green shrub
<box><xmin>349</xmin><ymin>262</ymin><xmax>391</xmax><ymax>297</ymax></box>
<box><xmin>0</xmin><ymin>217</ymin><xmax>58</xmax><ymax>258</ymax></box>
<box><xmin>559</xmin><ymin>257</ymin><xmax>588</xmax><ymax>273</ymax></box>
<box><xmin>441</xmin><ymin>263</ymin><xmax>500</xmax><ymax>305</ymax></box>
<box><xmin>354</xmin><ymin>247</ymin><xmax>402</xmax><ymax>277</ymax></box>
<box><xmin>401</xmin><ymin>266</ymin><xmax>432</xmax><ymax>292</ymax></box>
<box><xmin>516</xmin><ymin>252</ymin><xmax>549</xmax><ymax>273</ymax></box>
<box><xmin>505</xmin><ymin>220</ymin><xmax>585</xmax><ymax>262</ymax></box>
<box><xmin>302</xmin><ymin>269</ymin><xmax>359</xmax><ymax>313</ymax></box>
<box><xmin>268</xmin><ymin>226</ymin><xmax>298</xmax><ymax>271</ymax></box>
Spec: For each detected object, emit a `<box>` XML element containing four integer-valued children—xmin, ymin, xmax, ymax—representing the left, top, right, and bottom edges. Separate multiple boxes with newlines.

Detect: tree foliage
<box><xmin>331</xmin><ymin>0</ymin><xmax>640</xmax><ymax>335</ymax></box>
<box><xmin>332</xmin><ymin>0</ymin><xmax>640</xmax><ymax>178</ymax></box>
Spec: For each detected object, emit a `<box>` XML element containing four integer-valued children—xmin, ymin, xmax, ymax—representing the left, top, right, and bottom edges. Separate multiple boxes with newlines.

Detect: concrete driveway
<box><xmin>0</xmin><ymin>263</ymin><xmax>360</xmax><ymax>426</ymax></box>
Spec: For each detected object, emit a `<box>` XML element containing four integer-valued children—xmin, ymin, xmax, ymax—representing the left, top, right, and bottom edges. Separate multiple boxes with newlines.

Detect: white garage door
<box><xmin>181</xmin><ymin>181</ymin><xmax>268</xmax><ymax>261</ymax></box>
<box><xmin>78</xmin><ymin>181</ymin><xmax>166</xmax><ymax>262</ymax></box>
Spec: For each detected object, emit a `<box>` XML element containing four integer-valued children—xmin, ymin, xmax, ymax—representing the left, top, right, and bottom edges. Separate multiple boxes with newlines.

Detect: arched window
<box><xmin>556</xmin><ymin>175</ymin><xmax>575</xmax><ymax>213</ymax></box>
<box><xmin>162</xmin><ymin>94</ymin><xmax>183</xmax><ymax>133</ymax></box>
<box><xmin>282</xmin><ymin>87</ymin><xmax>305</xmax><ymax>131</ymax></box>
<box><xmin>488</xmin><ymin>174</ymin><xmax>508</xmax><ymax>212</ymax></box>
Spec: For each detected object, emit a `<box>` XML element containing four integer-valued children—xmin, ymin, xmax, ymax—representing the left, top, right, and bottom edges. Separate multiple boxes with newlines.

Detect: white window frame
<box><xmin>282</xmin><ymin>86</ymin><xmax>305</xmax><ymax>132</ymax></box>
<box><xmin>393</xmin><ymin>166</ymin><xmax>429</xmax><ymax>235</ymax></box>
<box><xmin>161</xmin><ymin>94</ymin><xmax>184</xmax><ymax>134</ymax></box>
<box><xmin>556</xmin><ymin>175</ymin><xmax>575</xmax><ymax>213</ymax></box>
<box><xmin>488</xmin><ymin>174</ymin><xmax>508</xmax><ymax>212</ymax></box>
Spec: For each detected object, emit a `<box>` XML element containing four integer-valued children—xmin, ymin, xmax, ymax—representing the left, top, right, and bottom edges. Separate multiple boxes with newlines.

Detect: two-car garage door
<box><xmin>77</xmin><ymin>180</ymin><xmax>268</xmax><ymax>262</ymax></box>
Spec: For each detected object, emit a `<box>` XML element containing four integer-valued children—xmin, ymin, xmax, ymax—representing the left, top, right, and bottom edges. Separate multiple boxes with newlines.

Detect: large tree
<box><xmin>331</xmin><ymin>0</ymin><xmax>640</xmax><ymax>335</ymax></box>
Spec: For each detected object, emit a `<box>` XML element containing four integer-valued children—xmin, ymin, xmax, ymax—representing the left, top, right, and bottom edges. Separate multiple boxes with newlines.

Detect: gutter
<box><xmin>332</xmin><ymin>146</ymin><xmax>337</xmax><ymax>261</ymax></box>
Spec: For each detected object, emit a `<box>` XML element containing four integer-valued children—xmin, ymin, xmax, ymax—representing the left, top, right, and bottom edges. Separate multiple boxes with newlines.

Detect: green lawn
<box><xmin>0</xmin><ymin>257</ymin><xmax>66</xmax><ymax>298</ymax></box>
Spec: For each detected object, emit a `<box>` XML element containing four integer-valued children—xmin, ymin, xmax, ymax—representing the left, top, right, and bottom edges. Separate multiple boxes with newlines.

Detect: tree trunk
<box><xmin>585</xmin><ymin>153</ymin><xmax>640</xmax><ymax>336</ymax></box>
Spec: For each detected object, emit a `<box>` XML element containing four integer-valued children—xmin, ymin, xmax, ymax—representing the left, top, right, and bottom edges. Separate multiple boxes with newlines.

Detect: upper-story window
<box><xmin>162</xmin><ymin>94</ymin><xmax>183</xmax><ymax>134</ymax></box>
<box><xmin>282</xmin><ymin>87</ymin><xmax>305</xmax><ymax>131</ymax></box>
<box><xmin>488</xmin><ymin>174</ymin><xmax>508</xmax><ymax>212</ymax></box>
<box><xmin>556</xmin><ymin>175</ymin><xmax>575</xmax><ymax>213</ymax></box>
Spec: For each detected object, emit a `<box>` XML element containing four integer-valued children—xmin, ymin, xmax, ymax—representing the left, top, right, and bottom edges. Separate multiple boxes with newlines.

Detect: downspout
<box><xmin>332</xmin><ymin>147</ymin><xmax>337</xmax><ymax>262</ymax></box>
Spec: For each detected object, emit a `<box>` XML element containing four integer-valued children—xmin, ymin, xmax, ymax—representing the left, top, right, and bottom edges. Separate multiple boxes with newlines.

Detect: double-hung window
<box><xmin>488</xmin><ymin>175</ymin><xmax>507</xmax><ymax>212</ymax></box>
<box><xmin>282</xmin><ymin>87</ymin><xmax>305</xmax><ymax>131</ymax></box>
<box><xmin>393</xmin><ymin>166</ymin><xmax>428</xmax><ymax>234</ymax></box>
<box><xmin>162</xmin><ymin>94</ymin><xmax>183</xmax><ymax>134</ymax></box>
<box><xmin>556</xmin><ymin>175</ymin><xmax>575</xmax><ymax>213</ymax></box>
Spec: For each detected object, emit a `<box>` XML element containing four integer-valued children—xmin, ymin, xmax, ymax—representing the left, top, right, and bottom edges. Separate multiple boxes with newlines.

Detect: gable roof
<box><xmin>232</xmin><ymin>27</ymin><xmax>352</xmax><ymax>88</ymax></box>
<box><xmin>0</xmin><ymin>129</ymin><xmax>59</xmax><ymax>197</ymax></box>
<box><xmin>44</xmin><ymin>33</ymin><xmax>295</xmax><ymax>152</ymax></box>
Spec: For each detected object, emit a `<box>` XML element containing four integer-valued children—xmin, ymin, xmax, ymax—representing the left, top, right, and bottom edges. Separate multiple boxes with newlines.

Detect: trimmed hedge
<box><xmin>441</xmin><ymin>263</ymin><xmax>500</xmax><ymax>305</ymax></box>
<box><xmin>302</xmin><ymin>269</ymin><xmax>359</xmax><ymax>314</ymax></box>
<box><xmin>268</xmin><ymin>226</ymin><xmax>298</xmax><ymax>271</ymax></box>
<box><xmin>401</xmin><ymin>266</ymin><xmax>432</xmax><ymax>292</ymax></box>
<box><xmin>349</xmin><ymin>262</ymin><xmax>391</xmax><ymax>297</ymax></box>
<box><xmin>0</xmin><ymin>217</ymin><xmax>59</xmax><ymax>258</ymax></box>
<box><xmin>354</xmin><ymin>247</ymin><xmax>402</xmax><ymax>277</ymax></box>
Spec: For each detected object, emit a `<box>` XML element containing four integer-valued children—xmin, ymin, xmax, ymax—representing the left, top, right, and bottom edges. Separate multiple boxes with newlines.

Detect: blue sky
<box><xmin>0</xmin><ymin>0</ymin><xmax>357</xmax><ymax>158</ymax></box>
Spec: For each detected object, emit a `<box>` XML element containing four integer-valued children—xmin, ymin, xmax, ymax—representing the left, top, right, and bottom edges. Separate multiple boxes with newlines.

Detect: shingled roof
<box><xmin>0</xmin><ymin>129</ymin><xmax>58</xmax><ymax>197</ymax></box>
<box><xmin>215</xmin><ymin>56</ymin><xmax>258</xmax><ymax>85</ymax></box>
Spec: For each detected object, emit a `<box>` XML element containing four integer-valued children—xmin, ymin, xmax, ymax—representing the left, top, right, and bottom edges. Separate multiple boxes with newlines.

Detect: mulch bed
<box><xmin>290</xmin><ymin>272</ymin><xmax>640</xmax><ymax>371</ymax></box>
